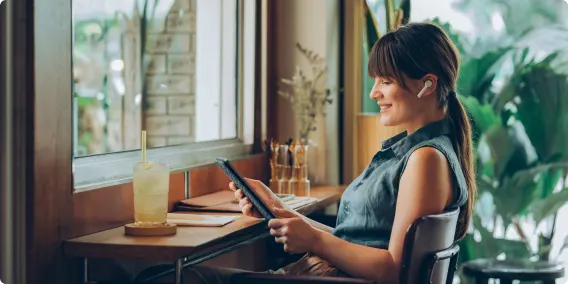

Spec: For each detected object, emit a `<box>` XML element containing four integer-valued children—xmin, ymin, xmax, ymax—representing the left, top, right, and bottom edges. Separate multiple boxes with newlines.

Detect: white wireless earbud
<box><xmin>417</xmin><ymin>80</ymin><xmax>433</xmax><ymax>98</ymax></box>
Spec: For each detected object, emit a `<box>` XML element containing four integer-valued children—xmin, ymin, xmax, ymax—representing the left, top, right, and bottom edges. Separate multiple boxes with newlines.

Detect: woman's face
<box><xmin>369</xmin><ymin>76</ymin><xmax>425</xmax><ymax>127</ymax></box>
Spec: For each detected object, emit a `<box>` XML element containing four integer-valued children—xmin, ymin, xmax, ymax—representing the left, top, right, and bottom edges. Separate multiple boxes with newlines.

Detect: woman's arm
<box><xmin>270</xmin><ymin>147</ymin><xmax>454</xmax><ymax>283</ymax></box>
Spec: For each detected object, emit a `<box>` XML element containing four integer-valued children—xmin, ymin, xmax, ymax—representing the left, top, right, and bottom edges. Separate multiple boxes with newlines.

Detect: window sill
<box><xmin>74</xmin><ymin>139</ymin><xmax>258</xmax><ymax>193</ymax></box>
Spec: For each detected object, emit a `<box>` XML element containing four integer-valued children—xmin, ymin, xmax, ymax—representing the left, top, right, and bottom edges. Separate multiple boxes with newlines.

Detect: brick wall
<box><xmin>145</xmin><ymin>0</ymin><xmax>196</xmax><ymax>148</ymax></box>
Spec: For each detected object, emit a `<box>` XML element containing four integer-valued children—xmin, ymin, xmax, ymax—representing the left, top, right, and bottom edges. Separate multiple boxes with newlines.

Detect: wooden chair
<box><xmin>231</xmin><ymin>208</ymin><xmax>461</xmax><ymax>284</ymax></box>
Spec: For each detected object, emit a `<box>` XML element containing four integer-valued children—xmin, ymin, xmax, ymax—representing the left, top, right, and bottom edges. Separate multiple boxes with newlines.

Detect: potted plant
<box><xmin>428</xmin><ymin>4</ymin><xmax>568</xmax><ymax>276</ymax></box>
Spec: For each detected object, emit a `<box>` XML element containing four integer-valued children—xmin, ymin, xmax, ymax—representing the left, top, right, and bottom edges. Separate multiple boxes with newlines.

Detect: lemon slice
<box><xmin>144</xmin><ymin>162</ymin><xmax>154</xmax><ymax>170</ymax></box>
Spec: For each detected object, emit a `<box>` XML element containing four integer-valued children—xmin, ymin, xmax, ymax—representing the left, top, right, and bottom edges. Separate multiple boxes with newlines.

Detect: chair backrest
<box><xmin>399</xmin><ymin>208</ymin><xmax>460</xmax><ymax>284</ymax></box>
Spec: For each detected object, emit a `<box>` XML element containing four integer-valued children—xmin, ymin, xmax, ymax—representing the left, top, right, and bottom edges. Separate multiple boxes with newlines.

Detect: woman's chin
<box><xmin>379</xmin><ymin>115</ymin><xmax>394</xmax><ymax>126</ymax></box>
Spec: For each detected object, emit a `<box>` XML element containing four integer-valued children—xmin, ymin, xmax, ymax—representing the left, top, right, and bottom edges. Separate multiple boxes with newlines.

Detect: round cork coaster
<box><xmin>124</xmin><ymin>223</ymin><xmax>177</xmax><ymax>236</ymax></box>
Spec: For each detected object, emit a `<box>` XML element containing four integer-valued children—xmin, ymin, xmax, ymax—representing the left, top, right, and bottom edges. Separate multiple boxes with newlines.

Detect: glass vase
<box><xmin>289</xmin><ymin>143</ymin><xmax>310</xmax><ymax>196</ymax></box>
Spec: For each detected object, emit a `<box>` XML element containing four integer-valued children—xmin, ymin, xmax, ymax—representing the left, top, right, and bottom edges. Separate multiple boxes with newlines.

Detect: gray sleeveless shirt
<box><xmin>332</xmin><ymin>117</ymin><xmax>469</xmax><ymax>249</ymax></box>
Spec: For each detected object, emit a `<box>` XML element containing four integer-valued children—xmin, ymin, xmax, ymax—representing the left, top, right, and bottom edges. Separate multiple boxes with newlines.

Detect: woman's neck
<box><xmin>403</xmin><ymin>110</ymin><xmax>447</xmax><ymax>134</ymax></box>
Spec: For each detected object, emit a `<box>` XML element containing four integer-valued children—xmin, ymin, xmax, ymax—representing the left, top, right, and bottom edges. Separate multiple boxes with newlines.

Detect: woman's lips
<box><xmin>379</xmin><ymin>104</ymin><xmax>392</xmax><ymax>113</ymax></box>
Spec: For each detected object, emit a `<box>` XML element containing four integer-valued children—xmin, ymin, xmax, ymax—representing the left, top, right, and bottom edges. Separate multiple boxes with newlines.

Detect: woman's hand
<box><xmin>268</xmin><ymin>207</ymin><xmax>323</xmax><ymax>254</ymax></box>
<box><xmin>230</xmin><ymin>178</ymin><xmax>282</xmax><ymax>218</ymax></box>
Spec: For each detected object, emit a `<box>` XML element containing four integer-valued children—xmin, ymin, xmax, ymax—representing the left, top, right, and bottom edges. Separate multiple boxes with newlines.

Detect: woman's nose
<box><xmin>369</xmin><ymin>86</ymin><xmax>381</xmax><ymax>100</ymax></box>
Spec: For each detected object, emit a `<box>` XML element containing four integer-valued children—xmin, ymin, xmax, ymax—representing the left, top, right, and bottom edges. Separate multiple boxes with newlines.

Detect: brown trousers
<box><xmin>182</xmin><ymin>253</ymin><xmax>350</xmax><ymax>284</ymax></box>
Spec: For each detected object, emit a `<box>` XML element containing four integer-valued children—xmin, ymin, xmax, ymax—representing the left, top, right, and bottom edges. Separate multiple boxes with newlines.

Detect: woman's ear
<box><xmin>417</xmin><ymin>74</ymin><xmax>438</xmax><ymax>98</ymax></box>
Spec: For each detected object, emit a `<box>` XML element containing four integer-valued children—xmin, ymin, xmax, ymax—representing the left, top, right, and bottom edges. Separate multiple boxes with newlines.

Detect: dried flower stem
<box><xmin>278</xmin><ymin>43</ymin><xmax>335</xmax><ymax>142</ymax></box>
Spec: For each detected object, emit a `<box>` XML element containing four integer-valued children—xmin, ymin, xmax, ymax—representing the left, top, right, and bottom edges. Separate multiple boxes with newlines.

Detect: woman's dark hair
<box><xmin>368</xmin><ymin>22</ymin><xmax>475</xmax><ymax>241</ymax></box>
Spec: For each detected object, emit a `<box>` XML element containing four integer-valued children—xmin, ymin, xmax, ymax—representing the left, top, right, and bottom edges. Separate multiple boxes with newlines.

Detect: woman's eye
<box><xmin>383</xmin><ymin>81</ymin><xmax>392</xmax><ymax>85</ymax></box>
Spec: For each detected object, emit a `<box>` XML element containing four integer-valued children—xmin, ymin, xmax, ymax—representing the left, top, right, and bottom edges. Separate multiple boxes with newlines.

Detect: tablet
<box><xmin>215</xmin><ymin>158</ymin><xmax>276</xmax><ymax>220</ymax></box>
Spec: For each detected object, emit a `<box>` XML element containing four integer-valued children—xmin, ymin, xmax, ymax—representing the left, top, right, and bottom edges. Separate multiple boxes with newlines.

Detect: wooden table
<box><xmin>63</xmin><ymin>185</ymin><xmax>345</xmax><ymax>284</ymax></box>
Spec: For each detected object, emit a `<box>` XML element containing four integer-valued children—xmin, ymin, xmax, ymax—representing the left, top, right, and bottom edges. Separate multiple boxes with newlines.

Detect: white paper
<box><xmin>167</xmin><ymin>213</ymin><xmax>240</xmax><ymax>227</ymax></box>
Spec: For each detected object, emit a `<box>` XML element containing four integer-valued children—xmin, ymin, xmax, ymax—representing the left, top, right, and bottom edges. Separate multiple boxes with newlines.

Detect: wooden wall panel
<box><xmin>32</xmin><ymin>0</ymin><xmax>75</xmax><ymax>282</ymax></box>
<box><xmin>168</xmin><ymin>173</ymin><xmax>186</xmax><ymax>212</ymax></box>
<box><xmin>356</xmin><ymin>114</ymin><xmax>406</xmax><ymax>174</ymax></box>
<box><xmin>72</xmin><ymin>183</ymin><xmax>134</xmax><ymax>238</ymax></box>
<box><xmin>72</xmin><ymin>173</ymin><xmax>186</xmax><ymax>238</ymax></box>
<box><xmin>342</xmin><ymin>0</ymin><xmax>363</xmax><ymax>184</ymax></box>
<box><xmin>2</xmin><ymin>1</ymin><xmax>36</xmax><ymax>283</ymax></box>
<box><xmin>189</xmin><ymin>154</ymin><xmax>269</xmax><ymax>197</ymax></box>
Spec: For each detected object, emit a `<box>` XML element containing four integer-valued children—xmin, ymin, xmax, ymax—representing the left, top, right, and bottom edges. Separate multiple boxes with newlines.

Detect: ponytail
<box><xmin>447</xmin><ymin>92</ymin><xmax>476</xmax><ymax>241</ymax></box>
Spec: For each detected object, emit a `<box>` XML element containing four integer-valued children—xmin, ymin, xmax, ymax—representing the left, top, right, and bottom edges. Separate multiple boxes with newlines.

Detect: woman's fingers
<box><xmin>268</xmin><ymin>218</ymin><xmax>285</xmax><ymax>229</ymax></box>
<box><xmin>239</xmin><ymin>197</ymin><xmax>250</xmax><ymax>208</ymax></box>
<box><xmin>234</xmin><ymin>189</ymin><xmax>244</xmax><ymax>200</ymax></box>
<box><xmin>226</xmin><ymin>178</ymin><xmax>265</xmax><ymax>218</ymax></box>
<box><xmin>270</xmin><ymin>228</ymin><xmax>287</xmax><ymax>237</ymax></box>
<box><xmin>242</xmin><ymin>203</ymin><xmax>251</xmax><ymax>215</ymax></box>
<box><xmin>236</xmin><ymin>193</ymin><xmax>261</xmax><ymax>218</ymax></box>
<box><xmin>274</xmin><ymin>236</ymin><xmax>287</xmax><ymax>244</ymax></box>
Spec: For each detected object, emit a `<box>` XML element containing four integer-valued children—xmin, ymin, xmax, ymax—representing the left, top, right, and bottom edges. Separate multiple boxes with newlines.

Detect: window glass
<box><xmin>72</xmin><ymin>0</ymin><xmax>238</xmax><ymax>157</ymax></box>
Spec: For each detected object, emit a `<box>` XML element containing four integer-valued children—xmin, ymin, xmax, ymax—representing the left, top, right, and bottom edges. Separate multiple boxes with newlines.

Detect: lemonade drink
<box><xmin>133</xmin><ymin>162</ymin><xmax>170</xmax><ymax>226</ymax></box>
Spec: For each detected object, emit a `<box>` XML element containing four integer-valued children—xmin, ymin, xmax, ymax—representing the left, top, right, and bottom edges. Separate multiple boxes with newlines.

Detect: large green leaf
<box><xmin>458</xmin><ymin>234</ymin><xmax>483</xmax><ymax>264</ymax></box>
<box><xmin>459</xmin><ymin>95</ymin><xmax>499</xmax><ymax>143</ymax></box>
<box><xmin>514</xmin><ymin>27</ymin><xmax>568</xmax><ymax>67</ymax></box>
<box><xmin>515</xmin><ymin>60</ymin><xmax>568</xmax><ymax>163</ymax></box>
<box><xmin>537</xmin><ymin>168</ymin><xmax>563</xmax><ymax>200</ymax></box>
<box><xmin>469</xmin><ymin>216</ymin><xmax>532</xmax><ymax>259</ymax></box>
<box><xmin>364</xmin><ymin>0</ymin><xmax>380</xmax><ymax>52</ymax></box>
<box><xmin>458</xmin><ymin>47</ymin><xmax>512</xmax><ymax>104</ymax></box>
<box><xmin>362</xmin><ymin>1</ymin><xmax>381</xmax><ymax>113</ymax></box>
<box><xmin>481</xmin><ymin>121</ymin><xmax>537</xmax><ymax>180</ymax></box>
<box><xmin>398</xmin><ymin>0</ymin><xmax>410</xmax><ymax>25</ymax></box>
<box><xmin>495</xmin><ymin>238</ymin><xmax>533</xmax><ymax>259</ymax></box>
<box><xmin>429</xmin><ymin>17</ymin><xmax>471</xmax><ymax>60</ymax></box>
<box><xmin>490</xmin><ymin>48</ymin><xmax>532</xmax><ymax>112</ymax></box>
<box><xmin>537</xmin><ymin>232</ymin><xmax>553</xmax><ymax>261</ymax></box>
<box><xmin>474</xmin><ymin>191</ymin><xmax>496</xmax><ymax>224</ymax></box>
<box><xmin>481</xmin><ymin>124</ymin><xmax>512</xmax><ymax>179</ymax></box>
<box><xmin>493</xmin><ymin>164</ymin><xmax>553</xmax><ymax>223</ymax></box>
<box><xmin>529</xmin><ymin>188</ymin><xmax>568</xmax><ymax>225</ymax></box>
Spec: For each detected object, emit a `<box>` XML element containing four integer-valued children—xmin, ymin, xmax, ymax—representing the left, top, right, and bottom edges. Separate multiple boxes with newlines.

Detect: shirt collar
<box><xmin>380</xmin><ymin>117</ymin><xmax>453</xmax><ymax>157</ymax></box>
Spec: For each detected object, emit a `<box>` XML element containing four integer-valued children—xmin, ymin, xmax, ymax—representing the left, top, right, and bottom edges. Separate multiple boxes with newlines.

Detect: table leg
<box><xmin>175</xmin><ymin>258</ymin><xmax>183</xmax><ymax>284</ymax></box>
<box><xmin>83</xmin><ymin>258</ymin><xmax>88</xmax><ymax>284</ymax></box>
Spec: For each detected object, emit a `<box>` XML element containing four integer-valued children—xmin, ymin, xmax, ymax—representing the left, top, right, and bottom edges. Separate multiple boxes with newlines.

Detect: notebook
<box><xmin>177</xmin><ymin>190</ymin><xmax>241</xmax><ymax>212</ymax></box>
<box><xmin>166</xmin><ymin>213</ymin><xmax>240</xmax><ymax>227</ymax></box>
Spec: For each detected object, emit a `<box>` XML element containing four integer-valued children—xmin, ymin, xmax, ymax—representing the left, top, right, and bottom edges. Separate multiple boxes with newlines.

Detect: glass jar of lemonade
<box><xmin>132</xmin><ymin>161</ymin><xmax>170</xmax><ymax>227</ymax></box>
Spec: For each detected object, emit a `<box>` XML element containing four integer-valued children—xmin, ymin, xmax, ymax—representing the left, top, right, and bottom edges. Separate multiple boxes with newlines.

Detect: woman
<box><xmin>185</xmin><ymin>21</ymin><xmax>476</xmax><ymax>284</ymax></box>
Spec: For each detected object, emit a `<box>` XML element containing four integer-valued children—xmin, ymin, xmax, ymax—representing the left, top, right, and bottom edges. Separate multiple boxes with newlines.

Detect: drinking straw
<box><xmin>141</xmin><ymin>130</ymin><xmax>147</xmax><ymax>164</ymax></box>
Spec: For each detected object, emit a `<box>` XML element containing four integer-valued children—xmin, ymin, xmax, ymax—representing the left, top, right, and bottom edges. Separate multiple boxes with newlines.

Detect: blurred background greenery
<box><xmin>364</xmin><ymin>0</ymin><xmax>568</xmax><ymax>276</ymax></box>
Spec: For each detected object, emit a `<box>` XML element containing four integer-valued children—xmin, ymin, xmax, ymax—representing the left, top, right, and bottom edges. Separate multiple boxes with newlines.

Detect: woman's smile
<box><xmin>379</xmin><ymin>103</ymin><xmax>392</xmax><ymax>113</ymax></box>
